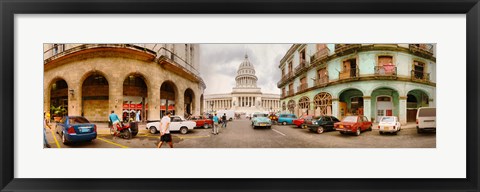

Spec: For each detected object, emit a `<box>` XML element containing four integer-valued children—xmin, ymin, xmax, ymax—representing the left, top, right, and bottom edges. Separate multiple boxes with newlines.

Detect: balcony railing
<box><xmin>294</xmin><ymin>60</ymin><xmax>309</xmax><ymax>75</ymax></box>
<box><xmin>374</xmin><ymin>66</ymin><xmax>397</xmax><ymax>77</ymax></box>
<box><xmin>288</xmin><ymin>90</ymin><xmax>294</xmax><ymax>97</ymax></box>
<box><xmin>411</xmin><ymin>70</ymin><xmax>430</xmax><ymax>82</ymax></box>
<box><xmin>315</xmin><ymin>76</ymin><xmax>329</xmax><ymax>87</ymax></box>
<box><xmin>339</xmin><ymin>68</ymin><xmax>359</xmax><ymax>80</ymax></box>
<box><xmin>409</xmin><ymin>44</ymin><xmax>434</xmax><ymax>55</ymax></box>
<box><xmin>297</xmin><ymin>83</ymin><xmax>308</xmax><ymax>92</ymax></box>
<box><xmin>335</xmin><ymin>44</ymin><xmax>362</xmax><ymax>53</ymax></box>
<box><xmin>310</xmin><ymin>48</ymin><xmax>330</xmax><ymax>64</ymax></box>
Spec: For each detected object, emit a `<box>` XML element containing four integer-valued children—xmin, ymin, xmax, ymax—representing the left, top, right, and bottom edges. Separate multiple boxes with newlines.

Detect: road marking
<box><xmin>97</xmin><ymin>137</ymin><xmax>129</xmax><ymax>148</ymax></box>
<box><xmin>49</xmin><ymin>129</ymin><xmax>61</xmax><ymax>148</ymax></box>
<box><xmin>175</xmin><ymin>135</ymin><xmax>210</xmax><ymax>139</ymax></box>
<box><xmin>272</xmin><ymin>129</ymin><xmax>286</xmax><ymax>136</ymax></box>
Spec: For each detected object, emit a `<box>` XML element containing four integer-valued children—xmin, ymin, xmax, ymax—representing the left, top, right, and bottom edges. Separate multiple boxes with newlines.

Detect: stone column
<box><xmin>399</xmin><ymin>96</ymin><xmax>407</xmax><ymax>125</ymax></box>
<box><xmin>332</xmin><ymin>98</ymin><xmax>339</xmax><ymax>119</ymax></box>
<box><xmin>363</xmin><ymin>96</ymin><xmax>372</xmax><ymax>122</ymax></box>
<box><xmin>69</xmin><ymin>83</ymin><xmax>82</xmax><ymax>116</ymax></box>
<box><xmin>149</xmin><ymin>82</ymin><xmax>160</xmax><ymax>120</ymax></box>
<box><xmin>109</xmin><ymin>79</ymin><xmax>124</xmax><ymax>121</ymax></box>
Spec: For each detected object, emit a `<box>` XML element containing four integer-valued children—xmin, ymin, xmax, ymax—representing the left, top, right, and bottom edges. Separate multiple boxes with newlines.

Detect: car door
<box><xmin>169</xmin><ymin>117</ymin><xmax>182</xmax><ymax>131</ymax></box>
<box><xmin>362</xmin><ymin>116</ymin><xmax>371</xmax><ymax>130</ymax></box>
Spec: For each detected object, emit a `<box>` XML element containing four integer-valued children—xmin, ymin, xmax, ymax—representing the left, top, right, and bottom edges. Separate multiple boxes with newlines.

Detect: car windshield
<box><xmin>254</xmin><ymin>113</ymin><xmax>268</xmax><ymax>118</ymax></box>
<box><xmin>69</xmin><ymin>117</ymin><xmax>90</xmax><ymax>124</ymax></box>
<box><xmin>380</xmin><ymin>117</ymin><xmax>395</xmax><ymax>123</ymax></box>
<box><xmin>419</xmin><ymin>108</ymin><xmax>436</xmax><ymax>117</ymax></box>
<box><xmin>342</xmin><ymin>116</ymin><xmax>358</xmax><ymax>122</ymax></box>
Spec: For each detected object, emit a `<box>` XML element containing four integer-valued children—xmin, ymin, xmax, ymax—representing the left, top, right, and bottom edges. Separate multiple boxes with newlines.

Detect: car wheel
<box><xmin>355</xmin><ymin>128</ymin><xmax>361</xmax><ymax>136</ymax></box>
<box><xmin>393</xmin><ymin>131</ymin><xmax>398</xmax><ymax>135</ymax></box>
<box><xmin>340</xmin><ymin>131</ymin><xmax>345</xmax><ymax>135</ymax></box>
<box><xmin>317</xmin><ymin>126</ymin><xmax>324</xmax><ymax>134</ymax></box>
<box><xmin>282</xmin><ymin>122</ymin><xmax>286</xmax><ymax>125</ymax></box>
<box><xmin>302</xmin><ymin>124</ymin><xmax>307</xmax><ymax>129</ymax></box>
<box><xmin>61</xmin><ymin>133</ymin><xmax>69</xmax><ymax>145</ymax></box>
<box><xmin>180</xmin><ymin>127</ymin><xmax>188</xmax><ymax>134</ymax></box>
<box><xmin>203</xmin><ymin>124</ymin><xmax>209</xmax><ymax>129</ymax></box>
<box><xmin>417</xmin><ymin>127</ymin><xmax>422</xmax><ymax>133</ymax></box>
<box><xmin>149</xmin><ymin>126</ymin><xmax>157</xmax><ymax>134</ymax></box>
<box><xmin>379</xmin><ymin>131</ymin><xmax>383</xmax><ymax>135</ymax></box>
<box><xmin>368</xmin><ymin>125</ymin><xmax>372</xmax><ymax>131</ymax></box>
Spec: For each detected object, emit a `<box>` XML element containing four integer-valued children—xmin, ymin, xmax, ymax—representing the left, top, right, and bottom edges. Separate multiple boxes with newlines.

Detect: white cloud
<box><xmin>199</xmin><ymin>44</ymin><xmax>291</xmax><ymax>95</ymax></box>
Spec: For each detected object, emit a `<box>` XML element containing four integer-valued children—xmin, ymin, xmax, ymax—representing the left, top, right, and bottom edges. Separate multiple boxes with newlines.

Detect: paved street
<box><xmin>45</xmin><ymin>118</ymin><xmax>435</xmax><ymax>148</ymax></box>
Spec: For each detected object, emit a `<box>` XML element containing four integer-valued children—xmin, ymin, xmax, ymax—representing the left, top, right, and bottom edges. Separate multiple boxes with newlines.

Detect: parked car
<box><xmin>416</xmin><ymin>107</ymin><xmax>436</xmax><ymax>133</ymax></box>
<box><xmin>293</xmin><ymin>115</ymin><xmax>314</xmax><ymax>128</ymax></box>
<box><xmin>334</xmin><ymin>115</ymin><xmax>372</xmax><ymax>136</ymax></box>
<box><xmin>55</xmin><ymin>116</ymin><xmax>97</xmax><ymax>145</ymax></box>
<box><xmin>251</xmin><ymin>112</ymin><xmax>272</xmax><ymax>129</ymax></box>
<box><xmin>277</xmin><ymin>114</ymin><xmax>297</xmax><ymax>125</ymax></box>
<box><xmin>378</xmin><ymin>116</ymin><xmax>401</xmax><ymax>135</ymax></box>
<box><xmin>188</xmin><ymin>115</ymin><xmax>213</xmax><ymax>129</ymax></box>
<box><xmin>146</xmin><ymin>115</ymin><xmax>195</xmax><ymax>134</ymax></box>
<box><xmin>307</xmin><ymin>116</ymin><xmax>341</xmax><ymax>134</ymax></box>
<box><xmin>268</xmin><ymin>113</ymin><xmax>278</xmax><ymax>124</ymax></box>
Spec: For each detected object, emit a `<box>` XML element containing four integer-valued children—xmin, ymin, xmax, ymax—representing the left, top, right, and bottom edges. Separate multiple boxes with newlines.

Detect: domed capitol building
<box><xmin>204</xmin><ymin>54</ymin><xmax>280</xmax><ymax>114</ymax></box>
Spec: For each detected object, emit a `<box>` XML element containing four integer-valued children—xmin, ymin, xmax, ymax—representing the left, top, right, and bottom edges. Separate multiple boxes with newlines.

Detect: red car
<box><xmin>334</xmin><ymin>115</ymin><xmax>372</xmax><ymax>136</ymax></box>
<box><xmin>188</xmin><ymin>115</ymin><xmax>213</xmax><ymax>129</ymax></box>
<box><xmin>292</xmin><ymin>115</ymin><xmax>314</xmax><ymax>128</ymax></box>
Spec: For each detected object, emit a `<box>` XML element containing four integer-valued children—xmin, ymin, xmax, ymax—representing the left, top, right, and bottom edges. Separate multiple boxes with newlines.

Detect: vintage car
<box><xmin>277</xmin><ymin>113</ymin><xmax>297</xmax><ymax>125</ymax></box>
<box><xmin>307</xmin><ymin>116</ymin><xmax>341</xmax><ymax>134</ymax></box>
<box><xmin>334</xmin><ymin>115</ymin><xmax>372</xmax><ymax>136</ymax></box>
<box><xmin>55</xmin><ymin>116</ymin><xmax>97</xmax><ymax>145</ymax></box>
<box><xmin>293</xmin><ymin>115</ymin><xmax>314</xmax><ymax>128</ymax></box>
<box><xmin>378</xmin><ymin>116</ymin><xmax>402</xmax><ymax>135</ymax></box>
<box><xmin>188</xmin><ymin>115</ymin><xmax>213</xmax><ymax>129</ymax></box>
<box><xmin>251</xmin><ymin>112</ymin><xmax>272</xmax><ymax>129</ymax></box>
<box><xmin>146</xmin><ymin>115</ymin><xmax>195</xmax><ymax>134</ymax></box>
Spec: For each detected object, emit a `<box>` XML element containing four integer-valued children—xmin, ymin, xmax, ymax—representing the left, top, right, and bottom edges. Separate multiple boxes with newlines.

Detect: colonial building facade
<box><xmin>44</xmin><ymin>44</ymin><xmax>206</xmax><ymax>122</ymax></box>
<box><xmin>204</xmin><ymin>54</ymin><xmax>280</xmax><ymax>114</ymax></box>
<box><xmin>277</xmin><ymin>44</ymin><xmax>436</xmax><ymax>125</ymax></box>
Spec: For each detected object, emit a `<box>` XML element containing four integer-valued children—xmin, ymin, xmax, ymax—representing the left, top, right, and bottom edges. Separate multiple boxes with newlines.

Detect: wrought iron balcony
<box><xmin>297</xmin><ymin>83</ymin><xmax>308</xmax><ymax>93</ymax></box>
<box><xmin>315</xmin><ymin>76</ymin><xmax>329</xmax><ymax>87</ymax></box>
<box><xmin>411</xmin><ymin>70</ymin><xmax>430</xmax><ymax>82</ymax></box>
<box><xmin>294</xmin><ymin>60</ymin><xmax>309</xmax><ymax>75</ymax></box>
<box><xmin>310</xmin><ymin>48</ymin><xmax>330</xmax><ymax>65</ymax></box>
<box><xmin>338</xmin><ymin>68</ymin><xmax>359</xmax><ymax>80</ymax></box>
<box><xmin>409</xmin><ymin>44</ymin><xmax>434</xmax><ymax>56</ymax></box>
<box><xmin>374</xmin><ymin>66</ymin><xmax>397</xmax><ymax>78</ymax></box>
<box><xmin>334</xmin><ymin>44</ymin><xmax>362</xmax><ymax>53</ymax></box>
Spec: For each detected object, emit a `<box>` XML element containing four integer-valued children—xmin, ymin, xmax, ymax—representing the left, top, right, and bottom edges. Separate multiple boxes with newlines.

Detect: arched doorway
<box><xmin>184</xmin><ymin>88</ymin><xmax>195</xmax><ymax>117</ymax></box>
<box><xmin>314</xmin><ymin>92</ymin><xmax>332</xmax><ymax>116</ymax></box>
<box><xmin>160</xmin><ymin>81</ymin><xmax>177</xmax><ymax>118</ymax></box>
<box><xmin>287</xmin><ymin>100</ymin><xmax>295</xmax><ymax>114</ymax></box>
<box><xmin>298</xmin><ymin>96</ymin><xmax>310</xmax><ymax>116</ymax></box>
<box><xmin>407</xmin><ymin>89</ymin><xmax>429</xmax><ymax>122</ymax></box>
<box><xmin>50</xmin><ymin>79</ymin><xmax>68</xmax><ymax>122</ymax></box>
<box><xmin>82</xmin><ymin>73</ymin><xmax>109</xmax><ymax>122</ymax></box>
<box><xmin>123</xmin><ymin>74</ymin><xmax>148</xmax><ymax>122</ymax></box>
<box><xmin>338</xmin><ymin>89</ymin><xmax>363</xmax><ymax>119</ymax></box>
<box><xmin>371</xmin><ymin>87</ymin><xmax>399</xmax><ymax>122</ymax></box>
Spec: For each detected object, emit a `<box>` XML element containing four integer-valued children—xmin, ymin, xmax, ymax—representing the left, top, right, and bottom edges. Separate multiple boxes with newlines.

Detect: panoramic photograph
<box><xmin>43</xmin><ymin>43</ymin><xmax>436</xmax><ymax>148</ymax></box>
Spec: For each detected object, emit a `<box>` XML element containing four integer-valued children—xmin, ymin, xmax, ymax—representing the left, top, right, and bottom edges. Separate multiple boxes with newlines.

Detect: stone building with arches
<box><xmin>204</xmin><ymin>54</ymin><xmax>281</xmax><ymax>114</ymax></box>
<box><xmin>44</xmin><ymin>44</ymin><xmax>206</xmax><ymax>122</ymax></box>
<box><xmin>277</xmin><ymin>44</ymin><xmax>436</xmax><ymax>124</ymax></box>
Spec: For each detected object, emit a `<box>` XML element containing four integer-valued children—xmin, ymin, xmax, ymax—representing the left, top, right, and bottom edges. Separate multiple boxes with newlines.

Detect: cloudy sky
<box><xmin>199</xmin><ymin>44</ymin><xmax>292</xmax><ymax>95</ymax></box>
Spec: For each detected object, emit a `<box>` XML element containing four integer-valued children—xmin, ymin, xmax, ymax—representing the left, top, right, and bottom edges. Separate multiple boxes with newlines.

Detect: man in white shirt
<box><xmin>157</xmin><ymin>111</ymin><xmax>173</xmax><ymax>148</ymax></box>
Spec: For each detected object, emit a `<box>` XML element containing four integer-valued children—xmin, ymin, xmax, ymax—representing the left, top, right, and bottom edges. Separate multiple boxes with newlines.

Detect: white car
<box><xmin>146</xmin><ymin>115</ymin><xmax>195</xmax><ymax>134</ymax></box>
<box><xmin>416</xmin><ymin>107</ymin><xmax>436</xmax><ymax>133</ymax></box>
<box><xmin>378</xmin><ymin>116</ymin><xmax>401</xmax><ymax>135</ymax></box>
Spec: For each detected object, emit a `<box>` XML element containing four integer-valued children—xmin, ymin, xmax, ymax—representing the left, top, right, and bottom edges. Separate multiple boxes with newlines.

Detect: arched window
<box><xmin>314</xmin><ymin>92</ymin><xmax>332</xmax><ymax>115</ymax></box>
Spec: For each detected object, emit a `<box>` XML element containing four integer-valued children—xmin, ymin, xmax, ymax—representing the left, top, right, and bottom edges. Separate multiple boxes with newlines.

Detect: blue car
<box><xmin>277</xmin><ymin>114</ymin><xmax>297</xmax><ymax>125</ymax></box>
<box><xmin>55</xmin><ymin>116</ymin><xmax>97</xmax><ymax>145</ymax></box>
<box><xmin>251</xmin><ymin>112</ymin><xmax>272</xmax><ymax>129</ymax></box>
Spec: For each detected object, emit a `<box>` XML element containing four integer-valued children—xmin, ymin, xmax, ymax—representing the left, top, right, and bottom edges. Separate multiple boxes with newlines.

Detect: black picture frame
<box><xmin>1</xmin><ymin>0</ymin><xmax>479</xmax><ymax>191</ymax></box>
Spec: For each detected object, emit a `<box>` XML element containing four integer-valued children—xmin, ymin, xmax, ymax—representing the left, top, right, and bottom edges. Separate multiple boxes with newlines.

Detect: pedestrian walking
<box><xmin>108</xmin><ymin>110</ymin><xmax>121</xmax><ymax>139</ymax></box>
<box><xmin>212</xmin><ymin>113</ymin><xmax>220</xmax><ymax>135</ymax></box>
<box><xmin>135</xmin><ymin>110</ymin><xmax>140</xmax><ymax>122</ymax></box>
<box><xmin>43</xmin><ymin>112</ymin><xmax>52</xmax><ymax>148</ymax></box>
<box><xmin>158</xmin><ymin>111</ymin><xmax>173</xmax><ymax>148</ymax></box>
<box><xmin>221</xmin><ymin>113</ymin><xmax>227</xmax><ymax>128</ymax></box>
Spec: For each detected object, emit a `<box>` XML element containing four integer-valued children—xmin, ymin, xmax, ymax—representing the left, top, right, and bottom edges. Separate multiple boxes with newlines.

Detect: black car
<box><xmin>307</xmin><ymin>116</ymin><xmax>340</xmax><ymax>134</ymax></box>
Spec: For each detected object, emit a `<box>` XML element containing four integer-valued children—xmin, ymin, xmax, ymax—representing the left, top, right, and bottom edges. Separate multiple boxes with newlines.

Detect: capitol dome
<box><xmin>235</xmin><ymin>54</ymin><xmax>258</xmax><ymax>88</ymax></box>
